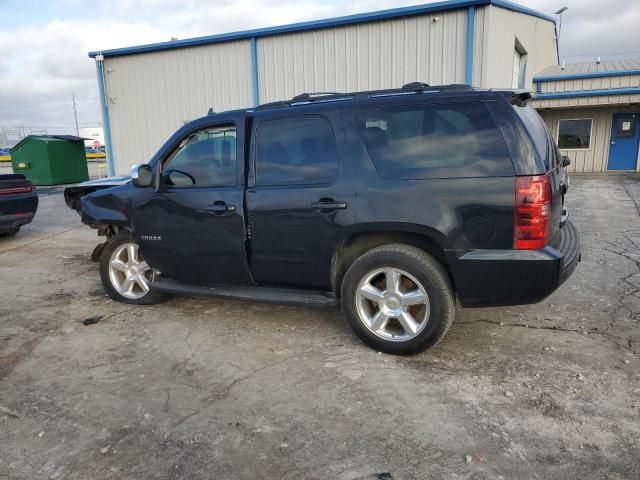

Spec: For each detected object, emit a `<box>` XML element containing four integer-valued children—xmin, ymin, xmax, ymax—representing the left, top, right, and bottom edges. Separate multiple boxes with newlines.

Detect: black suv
<box><xmin>65</xmin><ymin>84</ymin><xmax>580</xmax><ymax>354</ymax></box>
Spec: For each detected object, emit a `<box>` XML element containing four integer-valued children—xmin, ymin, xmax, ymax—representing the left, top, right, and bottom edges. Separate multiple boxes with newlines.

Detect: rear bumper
<box><xmin>0</xmin><ymin>194</ymin><xmax>38</xmax><ymax>232</ymax></box>
<box><xmin>452</xmin><ymin>220</ymin><xmax>581</xmax><ymax>307</ymax></box>
<box><xmin>0</xmin><ymin>211</ymin><xmax>36</xmax><ymax>232</ymax></box>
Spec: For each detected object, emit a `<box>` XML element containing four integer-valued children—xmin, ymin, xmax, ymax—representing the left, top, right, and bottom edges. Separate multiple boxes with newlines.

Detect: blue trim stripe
<box><xmin>88</xmin><ymin>0</ymin><xmax>554</xmax><ymax>59</ymax></box>
<box><xmin>96</xmin><ymin>59</ymin><xmax>115</xmax><ymax>176</ymax></box>
<box><xmin>490</xmin><ymin>0</ymin><xmax>555</xmax><ymax>22</ymax></box>
<box><xmin>465</xmin><ymin>6</ymin><xmax>475</xmax><ymax>85</ymax></box>
<box><xmin>534</xmin><ymin>69</ymin><xmax>640</xmax><ymax>83</ymax></box>
<box><xmin>250</xmin><ymin>37</ymin><xmax>260</xmax><ymax>107</ymax></box>
<box><xmin>535</xmin><ymin>87</ymin><xmax>640</xmax><ymax>100</ymax></box>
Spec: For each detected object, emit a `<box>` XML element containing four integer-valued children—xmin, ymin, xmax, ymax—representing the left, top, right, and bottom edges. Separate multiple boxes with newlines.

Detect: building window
<box><xmin>615</xmin><ymin>116</ymin><xmax>636</xmax><ymax>138</ymax></box>
<box><xmin>512</xmin><ymin>39</ymin><xmax>527</xmax><ymax>89</ymax></box>
<box><xmin>558</xmin><ymin>119</ymin><xmax>592</xmax><ymax>149</ymax></box>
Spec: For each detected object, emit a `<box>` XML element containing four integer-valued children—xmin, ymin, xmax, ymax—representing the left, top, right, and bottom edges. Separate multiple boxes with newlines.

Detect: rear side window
<box><xmin>256</xmin><ymin>115</ymin><xmax>339</xmax><ymax>186</ymax></box>
<box><xmin>512</xmin><ymin>104</ymin><xmax>549</xmax><ymax>166</ymax></box>
<box><xmin>356</xmin><ymin>102</ymin><xmax>513</xmax><ymax>179</ymax></box>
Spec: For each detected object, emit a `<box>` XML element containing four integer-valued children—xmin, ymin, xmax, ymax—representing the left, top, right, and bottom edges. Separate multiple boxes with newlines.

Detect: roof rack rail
<box><xmin>255</xmin><ymin>91</ymin><xmax>352</xmax><ymax>111</ymax></box>
<box><xmin>401</xmin><ymin>82</ymin><xmax>430</xmax><ymax>90</ymax></box>
<box><xmin>254</xmin><ymin>100</ymin><xmax>293</xmax><ymax>110</ymax></box>
<box><xmin>442</xmin><ymin>84</ymin><xmax>474</xmax><ymax>90</ymax></box>
<box><xmin>254</xmin><ymin>83</ymin><xmax>475</xmax><ymax>111</ymax></box>
<box><xmin>291</xmin><ymin>92</ymin><xmax>341</xmax><ymax>101</ymax></box>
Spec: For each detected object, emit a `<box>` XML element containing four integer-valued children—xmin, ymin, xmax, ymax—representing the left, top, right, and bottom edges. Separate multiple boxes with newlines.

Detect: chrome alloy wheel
<box><xmin>108</xmin><ymin>242</ymin><xmax>153</xmax><ymax>300</ymax></box>
<box><xmin>355</xmin><ymin>267</ymin><xmax>430</xmax><ymax>342</ymax></box>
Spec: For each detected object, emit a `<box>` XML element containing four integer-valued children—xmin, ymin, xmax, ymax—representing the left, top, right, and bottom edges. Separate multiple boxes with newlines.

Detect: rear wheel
<box><xmin>341</xmin><ymin>244</ymin><xmax>455</xmax><ymax>355</ymax></box>
<box><xmin>99</xmin><ymin>231</ymin><xmax>171</xmax><ymax>305</ymax></box>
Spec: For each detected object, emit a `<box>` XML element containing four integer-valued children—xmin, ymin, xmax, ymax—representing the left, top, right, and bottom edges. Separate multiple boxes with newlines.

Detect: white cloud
<box><xmin>0</xmin><ymin>0</ymin><xmax>415</xmax><ymax>130</ymax></box>
<box><xmin>0</xmin><ymin>19</ymin><xmax>179</xmax><ymax>129</ymax></box>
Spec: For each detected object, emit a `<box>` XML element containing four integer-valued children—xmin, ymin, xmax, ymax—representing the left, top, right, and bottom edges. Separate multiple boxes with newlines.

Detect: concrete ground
<box><xmin>1</xmin><ymin>174</ymin><xmax>639</xmax><ymax>480</ymax></box>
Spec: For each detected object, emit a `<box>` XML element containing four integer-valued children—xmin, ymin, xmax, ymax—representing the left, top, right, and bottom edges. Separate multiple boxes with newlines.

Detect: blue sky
<box><xmin>0</xmin><ymin>0</ymin><xmax>638</xmax><ymax>134</ymax></box>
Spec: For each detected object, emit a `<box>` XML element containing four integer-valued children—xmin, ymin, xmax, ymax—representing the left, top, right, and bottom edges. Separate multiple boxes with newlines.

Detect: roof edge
<box><xmin>88</xmin><ymin>0</ymin><xmax>555</xmax><ymax>59</ymax></box>
<box><xmin>534</xmin><ymin>68</ymin><xmax>640</xmax><ymax>82</ymax></box>
<box><xmin>534</xmin><ymin>86</ymin><xmax>640</xmax><ymax>100</ymax></box>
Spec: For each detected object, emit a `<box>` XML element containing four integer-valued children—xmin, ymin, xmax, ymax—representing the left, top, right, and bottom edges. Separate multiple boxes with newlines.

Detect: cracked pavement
<box><xmin>0</xmin><ymin>174</ymin><xmax>639</xmax><ymax>479</ymax></box>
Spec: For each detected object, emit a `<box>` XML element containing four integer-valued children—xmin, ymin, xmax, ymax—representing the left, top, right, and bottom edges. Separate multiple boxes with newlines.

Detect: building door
<box><xmin>607</xmin><ymin>113</ymin><xmax>640</xmax><ymax>171</ymax></box>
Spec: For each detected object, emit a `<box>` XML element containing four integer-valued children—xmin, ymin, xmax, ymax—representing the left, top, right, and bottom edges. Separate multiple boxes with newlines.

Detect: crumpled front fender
<box><xmin>79</xmin><ymin>183</ymin><xmax>133</xmax><ymax>228</ymax></box>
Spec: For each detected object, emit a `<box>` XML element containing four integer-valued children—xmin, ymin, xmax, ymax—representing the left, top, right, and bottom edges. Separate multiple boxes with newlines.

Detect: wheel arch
<box><xmin>330</xmin><ymin>224</ymin><xmax>452</xmax><ymax>294</ymax></box>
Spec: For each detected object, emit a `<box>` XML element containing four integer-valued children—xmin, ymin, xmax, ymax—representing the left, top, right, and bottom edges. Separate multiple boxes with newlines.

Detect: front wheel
<box><xmin>99</xmin><ymin>231</ymin><xmax>171</xmax><ymax>305</ymax></box>
<box><xmin>341</xmin><ymin>244</ymin><xmax>455</xmax><ymax>355</ymax></box>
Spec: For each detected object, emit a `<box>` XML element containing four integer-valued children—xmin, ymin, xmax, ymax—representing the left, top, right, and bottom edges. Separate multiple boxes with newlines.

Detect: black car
<box><xmin>65</xmin><ymin>83</ymin><xmax>580</xmax><ymax>354</ymax></box>
<box><xmin>0</xmin><ymin>174</ymin><xmax>38</xmax><ymax>236</ymax></box>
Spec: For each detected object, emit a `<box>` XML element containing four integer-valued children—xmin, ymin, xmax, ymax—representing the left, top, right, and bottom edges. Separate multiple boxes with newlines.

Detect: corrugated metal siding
<box><xmin>472</xmin><ymin>6</ymin><xmax>488</xmax><ymax>86</ymax></box>
<box><xmin>533</xmin><ymin>93</ymin><xmax>640</xmax><ymax>109</ymax></box>
<box><xmin>537</xmin><ymin>105</ymin><xmax>640</xmax><ymax>173</ymax></box>
<box><xmin>537</xmin><ymin>59</ymin><xmax>640</xmax><ymax>78</ymax></box>
<box><xmin>97</xmin><ymin>5</ymin><xmax>561</xmax><ymax>174</ymax></box>
<box><xmin>103</xmin><ymin>40</ymin><xmax>253</xmax><ymax>174</ymax></box>
<box><xmin>257</xmin><ymin>10</ymin><xmax>468</xmax><ymax>103</ymax></box>
<box><xmin>481</xmin><ymin>5</ymin><xmax>556</xmax><ymax>90</ymax></box>
<box><xmin>539</xmin><ymin>74</ymin><xmax>640</xmax><ymax>93</ymax></box>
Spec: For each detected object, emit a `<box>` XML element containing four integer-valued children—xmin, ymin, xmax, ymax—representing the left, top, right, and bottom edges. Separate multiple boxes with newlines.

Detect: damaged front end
<box><xmin>64</xmin><ymin>175</ymin><xmax>132</xmax><ymax>213</ymax></box>
<box><xmin>64</xmin><ymin>176</ymin><xmax>136</xmax><ymax>259</ymax></box>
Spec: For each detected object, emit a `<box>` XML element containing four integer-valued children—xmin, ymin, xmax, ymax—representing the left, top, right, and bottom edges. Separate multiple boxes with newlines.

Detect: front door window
<box><xmin>162</xmin><ymin>126</ymin><xmax>237</xmax><ymax>187</ymax></box>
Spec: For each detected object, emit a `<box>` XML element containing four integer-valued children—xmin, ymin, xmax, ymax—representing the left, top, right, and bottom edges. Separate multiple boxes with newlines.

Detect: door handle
<box><xmin>310</xmin><ymin>200</ymin><xmax>347</xmax><ymax>211</ymax></box>
<box><xmin>205</xmin><ymin>201</ymin><xmax>236</xmax><ymax>215</ymax></box>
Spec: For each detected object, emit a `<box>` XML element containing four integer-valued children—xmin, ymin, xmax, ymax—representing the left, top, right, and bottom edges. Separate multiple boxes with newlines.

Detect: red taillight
<box><xmin>0</xmin><ymin>184</ymin><xmax>32</xmax><ymax>196</ymax></box>
<box><xmin>514</xmin><ymin>174</ymin><xmax>551</xmax><ymax>250</ymax></box>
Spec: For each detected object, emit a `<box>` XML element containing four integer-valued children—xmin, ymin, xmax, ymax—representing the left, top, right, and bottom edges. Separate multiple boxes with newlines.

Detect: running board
<box><xmin>151</xmin><ymin>277</ymin><xmax>338</xmax><ymax>308</ymax></box>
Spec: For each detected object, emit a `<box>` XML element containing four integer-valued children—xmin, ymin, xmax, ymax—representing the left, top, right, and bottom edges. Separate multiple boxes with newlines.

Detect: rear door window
<box><xmin>255</xmin><ymin>115</ymin><xmax>340</xmax><ymax>186</ymax></box>
<box><xmin>356</xmin><ymin>102</ymin><xmax>513</xmax><ymax>179</ymax></box>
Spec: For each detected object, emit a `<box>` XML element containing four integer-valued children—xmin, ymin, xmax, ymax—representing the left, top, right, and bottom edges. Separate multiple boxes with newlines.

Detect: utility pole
<box><xmin>72</xmin><ymin>94</ymin><xmax>79</xmax><ymax>136</ymax></box>
<box><xmin>555</xmin><ymin>7</ymin><xmax>568</xmax><ymax>60</ymax></box>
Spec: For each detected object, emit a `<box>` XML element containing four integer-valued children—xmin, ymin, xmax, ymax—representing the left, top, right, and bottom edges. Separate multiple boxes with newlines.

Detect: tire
<box><xmin>99</xmin><ymin>231</ymin><xmax>171</xmax><ymax>305</ymax></box>
<box><xmin>340</xmin><ymin>244</ymin><xmax>455</xmax><ymax>355</ymax></box>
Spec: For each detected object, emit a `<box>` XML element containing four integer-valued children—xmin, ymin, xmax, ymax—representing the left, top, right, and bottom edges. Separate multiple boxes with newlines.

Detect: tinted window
<box><xmin>558</xmin><ymin>119</ymin><xmax>592</xmax><ymax>149</ymax></box>
<box><xmin>357</xmin><ymin>102</ymin><xmax>513</xmax><ymax>179</ymax></box>
<box><xmin>163</xmin><ymin>126</ymin><xmax>236</xmax><ymax>187</ymax></box>
<box><xmin>512</xmin><ymin>104</ymin><xmax>549</xmax><ymax>165</ymax></box>
<box><xmin>256</xmin><ymin>116</ymin><xmax>339</xmax><ymax>185</ymax></box>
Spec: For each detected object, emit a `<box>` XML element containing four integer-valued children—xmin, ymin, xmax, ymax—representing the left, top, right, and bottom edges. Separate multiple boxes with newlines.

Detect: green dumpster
<box><xmin>10</xmin><ymin>135</ymin><xmax>89</xmax><ymax>185</ymax></box>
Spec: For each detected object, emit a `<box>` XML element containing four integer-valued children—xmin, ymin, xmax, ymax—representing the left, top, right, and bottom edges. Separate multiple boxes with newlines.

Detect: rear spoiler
<box><xmin>491</xmin><ymin>89</ymin><xmax>534</xmax><ymax>107</ymax></box>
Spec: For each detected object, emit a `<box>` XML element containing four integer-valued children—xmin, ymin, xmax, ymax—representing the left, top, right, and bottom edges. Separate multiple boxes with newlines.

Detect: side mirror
<box><xmin>131</xmin><ymin>164</ymin><xmax>153</xmax><ymax>188</ymax></box>
<box><xmin>562</xmin><ymin>155</ymin><xmax>571</xmax><ymax>168</ymax></box>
